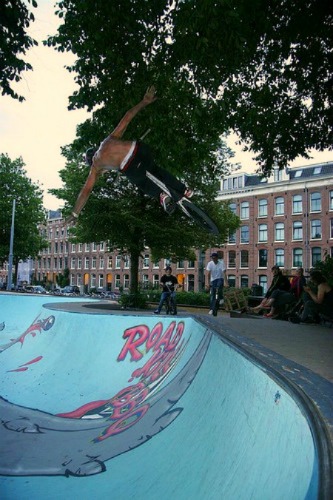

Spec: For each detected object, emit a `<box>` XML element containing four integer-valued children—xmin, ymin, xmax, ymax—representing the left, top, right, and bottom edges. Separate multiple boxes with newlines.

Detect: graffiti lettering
<box><xmin>118</xmin><ymin>321</ymin><xmax>185</xmax><ymax>362</ymax></box>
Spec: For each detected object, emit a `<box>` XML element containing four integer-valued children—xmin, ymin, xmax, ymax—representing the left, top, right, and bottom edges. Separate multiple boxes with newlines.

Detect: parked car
<box><xmin>60</xmin><ymin>285</ymin><xmax>80</xmax><ymax>296</ymax></box>
<box><xmin>24</xmin><ymin>285</ymin><xmax>47</xmax><ymax>294</ymax></box>
<box><xmin>103</xmin><ymin>291</ymin><xmax>121</xmax><ymax>301</ymax></box>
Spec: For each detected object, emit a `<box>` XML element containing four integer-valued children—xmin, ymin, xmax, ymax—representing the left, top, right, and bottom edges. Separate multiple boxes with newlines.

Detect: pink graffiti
<box><xmin>10</xmin><ymin>315</ymin><xmax>55</xmax><ymax>348</ymax></box>
<box><xmin>57</xmin><ymin>320</ymin><xmax>186</xmax><ymax>442</ymax></box>
<box><xmin>7</xmin><ymin>355</ymin><xmax>43</xmax><ymax>373</ymax></box>
<box><xmin>118</xmin><ymin>321</ymin><xmax>185</xmax><ymax>362</ymax></box>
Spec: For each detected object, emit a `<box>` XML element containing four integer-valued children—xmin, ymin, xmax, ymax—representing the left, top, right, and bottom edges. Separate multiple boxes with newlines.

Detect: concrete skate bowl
<box><xmin>0</xmin><ymin>294</ymin><xmax>331</xmax><ymax>499</ymax></box>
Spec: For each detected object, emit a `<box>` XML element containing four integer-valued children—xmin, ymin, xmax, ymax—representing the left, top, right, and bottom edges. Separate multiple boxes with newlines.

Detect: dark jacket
<box><xmin>265</xmin><ymin>273</ymin><xmax>290</xmax><ymax>298</ymax></box>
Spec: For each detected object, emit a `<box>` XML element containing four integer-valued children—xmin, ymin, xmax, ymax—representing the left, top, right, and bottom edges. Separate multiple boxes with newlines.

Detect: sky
<box><xmin>1</xmin><ymin>0</ymin><xmax>332</xmax><ymax>210</ymax></box>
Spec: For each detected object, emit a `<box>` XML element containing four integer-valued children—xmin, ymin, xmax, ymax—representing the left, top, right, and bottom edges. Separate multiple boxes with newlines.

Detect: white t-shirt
<box><xmin>206</xmin><ymin>259</ymin><xmax>226</xmax><ymax>282</ymax></box>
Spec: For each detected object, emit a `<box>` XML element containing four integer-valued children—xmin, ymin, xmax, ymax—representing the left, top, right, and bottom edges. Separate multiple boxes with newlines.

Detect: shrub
<box><xmin>119</xmin><ymin>292</ymin><xmax>148</xmax><ymax>309</ymax></box>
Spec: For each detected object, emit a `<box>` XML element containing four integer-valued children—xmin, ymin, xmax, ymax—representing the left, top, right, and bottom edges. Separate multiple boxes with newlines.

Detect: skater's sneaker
<box><xmin>184</xmin><ymin>188</ymin><xmax>194</xmax><ymax>199</ymax></box>
<box><xmin>153</xmin><ymin>309</ymin><xmax>160</xmax><ymax>314</ymax></box>
<box><xmin>208</xmin><ymin>310</ymin><xmax>213</xmax><ymax>315</ymax></box>
<box><xmin>160</xmin><ymin>193</ymin><xmax>176</xmax><ymax>215</ymax></box>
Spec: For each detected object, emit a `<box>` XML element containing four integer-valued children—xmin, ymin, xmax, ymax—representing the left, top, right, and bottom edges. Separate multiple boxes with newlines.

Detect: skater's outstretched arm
<box><xmin>110</xmin><ymin>86</ymin><xmax>157</xmax><ymax>139</ymax></box>
<box><xmin>66</xmin><ymin>167</ymin><xmax>101</xmax><ymax>224</ymax></box>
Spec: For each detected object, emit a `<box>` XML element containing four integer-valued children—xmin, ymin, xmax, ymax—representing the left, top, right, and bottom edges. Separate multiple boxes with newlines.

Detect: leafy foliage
<box><xmin>0</xmin><ymin>154</ymin><xmax>47</xmax><ymax>266</ymax></box>
<box><xmin>47</xmin><ymin>0</ymin><xmax>332</xmax><ymax>174</ymax></box>
<box><xmin>0</xmin><ymin>0</ymin><xmax>38</xmax><ymax>101</ymax></box>
<box><xmin>46</xmin><ymin>1</ymin><xmax>241</xmax><ymax>292</ymax></box>
<box><xmin>51</xmin><ymin>147</ymin><xmax>239</xmax><ymax>292</ymax></box>
<box><xmin>314</xmin><ymin>255</ymin><xmax>333</xmax><ymax>286</ymax></box>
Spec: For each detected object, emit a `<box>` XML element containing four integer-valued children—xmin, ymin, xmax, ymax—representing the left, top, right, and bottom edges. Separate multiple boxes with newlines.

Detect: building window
<box><xmin>143</xmin><ymin>254</ymin><xmax>150</xmax><ymax>268</ymax></box>
<box><xmin>78</xmin><ymin>243</ymin><xmax>82</xmax><ymax>252</ymax></box>
<box><xmin>85</xmin><ymin>243</ymin><xmax>90</xmax><ymax>252</ymax></box>
<box><xmin>240</xmin><ymin>226</ymin><xmax>249</xmax><ymax>244</ymax></box>
<box><xmin>99</xmin><ymin>257</ymin><xmax>104</xmax><ymax>269</ymax></box>
<box><xmin>275</xmin><ymin>248</ymin><xmax>284</xmax><ymax>267</ymax></box>
<box><xmin>310</xmin><ymin>192</ymin><xmax>321</xmax><ymax>212</ymax></box>
<box><xmin>98</xmin><ymin>274</ymin><xmax>104</xmax><ymax>288</ymax></box>
<box><xmin>77</xmin><ymin>257</ymin><xmax>82</xmax><ymax>269</ymax></box>
<box><xmin>258</xmin><ymin>275</ymin><xmax>268</xmax><ymax>294</ymax></box>
<box><xmin>274</xmin><ymin>168</ymin><xmax>283</xmax><ymax>182</ymax></box>
<box><xmin>92</xmin><ymin>242</ymin><xmax>97</xmax><ymax>252</ymax></box>
<box><xmin>142</xmin><ymin>274</ymin><xmax>149</xmax><ymax>289</ymax></box>
<box><xmin>123</xmin><ymin>255</ymin><xmax>130</xmax><ymax>269</ymax></box>
<box><xmin>311</xmin><ymin>247</ymin><xmax>321</xmax><ymax>266</ymax></box>
<box><xmin>258</xmin><ymin>249</ymin><xmax>268</xmax><ymax>267</ymax></box>
<box><xmin>228</xmin><ymin>275</ymin><xmax>236</xmax><ymax>287</ymax></box>
<box><xmin>229</xmin><ymin>202</ymin><xmax>237</xmax><ymax>214</ymax></box>
<box><xmin>90</xmin><ymin>274</ymin><xmax>96</xmax><ymax>288</ymax></box>
<box><xmin>70</xmin><ymin>257</ymin><xmax>75</xmax><ymax>269</ymax></box>
<box><xmin>228</xmin><ymin>250</ymin><xmax>236</xmax><ymax>268</ymax></box>
<box><xmin>188</xmin><ymin>274</ymin><xmax>195</xmax><ymax>291</ymax></box>
<box><xmin>115</xmin><ymin>255</ymin><xmax>122</xmax><ymax>269</ymax></box>
<box><xmin>258</xmin><ymin>224</ymin><xmax>268</xmax><ymax>242</ymax></box>
<box><xmin>275</xmin><ymin>222</ymin><xmax>285</xmax><ymax>241</ymax></box>
<box><xmin>177</xmin><ymin>260</ymin><xmax>184</xmax><ymax>269</ymax></box>
<box><xmin>292</xmin><ymin>195</ymin><xmax>302</xmax><ymax>214</ymax></box>
<box><xmin>188</xmin><ymin>260</ymin><xmax>195</xmax><ymax>268</ymax></box>
<box><xmin>123</xmin><ymin>274</ymin><xmax>130</xmax><ymax>289</ymax></box>
<box><xmin>153</xmin><ymin>274</ymin><xmax>159</xmax><ymax>288</ymax></box>
<box><xmin>228</xmin><ymin>231</ymin><xmax>236</xmax><ymax>244</ymax></box>
<box><xmin>115</xmin><ymin>274</ymin><xmax>121</xmax><ymax>289</ymax></box>
<box><xmin>240</xmin><ymin>275</ymin><xmax>249</xmax><ymax>288</ymax></box>
<box><xmin>293</xmin><ymin>221</ymin><xmax>303</xmax><ymax>240</ymax></box>
<box><xmin>84</xmin><ymin>257</ymin><xmax>89</xmax><ymax>269</ymax></box>
<box><xmin>107</xmin><ymin>256</ymin><xmax>113</xmax><ymax>269</ymax></box>
<box><xmin>71</xmin><ymin>243</ymin><xmax>76</xmax><ymax>252</ymax></box>
<box><xmin>329</xmin><ymin>191</ymin><xmax>333</xmax><ymax>211</ymax></box>
<box><xmin>293</xmin><ymin>248</ymin><xmax>303</xmax><ymax>268</ymax></box>
<box><xmin>275</xmin><ymin>197</ymin><xmax>285</xmax><ymax>216</ymax></box>
<box><xmin>228</xmin><ymin>250</ymin><xmax>236</xmax><ymax>269</ymax></box>
<box><xmin>331</xmin><ymin>219</ymin><xmax>333</xmax><ymax>239</ymax></box>
<box><xmin>100</xmin><ymin>242</ymin><xmax>105</xmax><ymax>251</ymax></box>
<box><xmin>258</xmin><ymin>198</ymin><xmax>268</xmax><ymax>217</ymax></box>
<box><xmin>240</xmin><ymin>201</ymin><xmax>249</xmax><ymax>220</ymax></box>
<box><xmin>240</xmin><ymin>250</ymin><xmax>249</xmax><ymax>268</ymax></box>
<box><xmin>91</xmin><ymin>257</ymin><xmax>96</xmax><ymax>269</ymax></box>
<box><xmin>77</xmin><ymin>274</ymin><xmax>82</xmax><ymax>286</ymax></box>
<box><xmin>311</xmin><ymin>220</ymin><xmax>322</xmax><ymax>239</ymax></box>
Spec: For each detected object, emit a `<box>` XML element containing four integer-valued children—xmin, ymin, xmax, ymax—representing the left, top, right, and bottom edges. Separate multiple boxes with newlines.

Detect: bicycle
<box><xmin>146</xmin><ymin>171</ymin><xmax>219</xmax><ymax>235</ymax></box>
<box><xmin>164</xmin><ymin>290</ymin><xmax>177</xmax><ymax>315</ymax></box>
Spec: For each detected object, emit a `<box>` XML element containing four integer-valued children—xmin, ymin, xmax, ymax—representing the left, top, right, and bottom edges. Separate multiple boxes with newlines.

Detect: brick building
<box><xmin>215</xmin><ymin>162</ymin><xmax>333</xmax><ymax>292</ymax></box>
<box><xmin>2</xmin><ymin>161</ymin><xmax>332</xmax><ymax>294</ymax></box>
<box><xmin>33</xmin><ymin>211</ymin><xmax>207</xmax><ymax>293</ymax></box>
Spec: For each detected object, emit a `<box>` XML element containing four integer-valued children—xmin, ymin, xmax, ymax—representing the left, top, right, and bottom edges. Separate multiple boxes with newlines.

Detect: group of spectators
<box><xmin>249</xmin><ymin>265</ymin><xmax>333</xmax><ymax>324</ymax></box>
<box><xmin>152</xmin><ymin>257</ymin><xmax>333</xmax><ymax>325</ymax></box>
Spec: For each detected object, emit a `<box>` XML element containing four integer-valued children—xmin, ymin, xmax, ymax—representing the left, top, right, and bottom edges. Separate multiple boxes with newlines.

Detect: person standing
<box><xmin>154</xmin><ymin>266</ymin><xmax>178</xmax><ymax>314</ymax></box>
<box><xmin>206</xmin><ymin>252</ymin><xmax>228</xmax><ymax>315</ymax></box>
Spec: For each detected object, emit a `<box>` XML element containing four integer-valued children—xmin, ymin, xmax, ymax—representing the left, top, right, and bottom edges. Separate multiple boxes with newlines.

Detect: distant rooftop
<box><xmin>219</xmin><ymin>161</ymin><xmax>333</xmax><ymax>192</ymax></box>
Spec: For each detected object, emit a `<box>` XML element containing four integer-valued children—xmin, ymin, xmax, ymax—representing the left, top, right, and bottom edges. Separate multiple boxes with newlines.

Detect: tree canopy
<box><xmin>0</xmin><ymin>154</ymin><xmax>47</xmax><ymax>268</ymax></box>
<box><xmin>47</xmin><ymin>0</ymin><xmax>332</xmax><ymax>175</ymax></box>
<box><xmin>0</xmin><ymin>0</ymin><xmax>38</xmax><ymax>101</ymax></box>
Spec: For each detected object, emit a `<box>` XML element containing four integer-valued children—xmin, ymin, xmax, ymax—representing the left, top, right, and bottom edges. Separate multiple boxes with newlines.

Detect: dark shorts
<box><xmin>120</xmin><ymin>142</ymin><xmax>186</xmax><ymax>202</ymax></box>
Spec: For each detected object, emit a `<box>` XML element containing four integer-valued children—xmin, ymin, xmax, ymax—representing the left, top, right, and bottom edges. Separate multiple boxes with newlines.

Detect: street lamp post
<box><xmin>7</xmin><ymin>199</ymin><xmax>16</xmax><ymax>291</ymax></box>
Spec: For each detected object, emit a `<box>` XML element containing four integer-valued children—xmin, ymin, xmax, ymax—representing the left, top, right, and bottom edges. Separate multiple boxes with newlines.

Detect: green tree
<box><xmin>314</xmin><ymin>255</ymin><xmax>333</xmax><ymax>286</ymax></box>
<box><xmin>0</xmin><ymin>154</ymin><xmax>47</xmax><ymax>279</ymax></box>
<box><xmin>0</xmin><ymin>0</ymin><xmax>38</xmax><ymax>101</ymax></box>
<box><xmin>46</xmin><ymin>0</ymin><xmax>241</xmax><ymax>293</ymax></box>
<box><xmin>52</xmin><ymin>146</ymin><xmax>239</xmax><ymax>294</ymax></box>
<box><xmin>48</xmin><ymin>0</ymin><xmax>332</xmax><ymax>175</ymax></box>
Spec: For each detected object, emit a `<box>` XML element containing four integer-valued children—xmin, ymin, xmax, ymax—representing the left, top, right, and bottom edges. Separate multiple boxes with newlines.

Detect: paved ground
<box><xmin>203</xmin><ymin>310</ymin><xmax>333</xmax><ymax>382</ymax></box>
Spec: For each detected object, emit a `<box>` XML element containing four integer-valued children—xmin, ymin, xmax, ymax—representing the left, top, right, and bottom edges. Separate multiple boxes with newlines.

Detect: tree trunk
<box><xmin>129</xmin><ymin>246</ymin><xmax>140</xmax><ymax>294</ymax></box>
